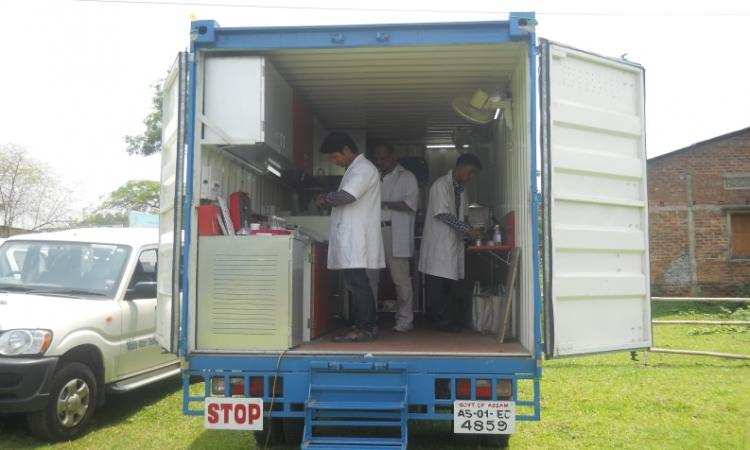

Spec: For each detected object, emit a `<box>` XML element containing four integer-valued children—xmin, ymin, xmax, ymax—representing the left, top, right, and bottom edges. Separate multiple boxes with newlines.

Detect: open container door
<box><xmin>540</xmin><ymin>39</ymin><xmax>652</xmax><ymax>358</ymax></box>
<box><xmin>156</xmin><ymin>52</ymin><xmax>187</xmax><ymax>353</ymax></box>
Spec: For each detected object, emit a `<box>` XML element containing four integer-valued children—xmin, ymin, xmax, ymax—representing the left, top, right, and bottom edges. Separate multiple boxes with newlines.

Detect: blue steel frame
<box><xmin>179</xmin><ymin>12</ymin><xmax>543</xmax><ymax>424</ymax></box>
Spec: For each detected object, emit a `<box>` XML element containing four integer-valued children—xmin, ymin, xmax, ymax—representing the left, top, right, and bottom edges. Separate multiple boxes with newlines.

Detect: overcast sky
<box><xmin>1</xmin><ymin>0</ymin><xmax>749</xmax><ymax>212</ymax></box>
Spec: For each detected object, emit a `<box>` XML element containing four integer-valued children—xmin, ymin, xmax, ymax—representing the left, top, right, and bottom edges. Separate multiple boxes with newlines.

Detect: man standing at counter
<box><xmin>367</xmin><ymin>142</ymin><xmax>419</xmax><ymax>333</ymax></box>
<box><xmin>316</xmin><ymin>132</ymin><xmax>385</xmax><ymax>342</ymax></box>
<box><xmin>418</xmin><ymin>154</ymin><xmax>483</xmax><ymax>332</ymax></box>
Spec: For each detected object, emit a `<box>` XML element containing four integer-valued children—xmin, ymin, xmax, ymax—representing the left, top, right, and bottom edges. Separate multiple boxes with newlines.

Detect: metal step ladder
<box><xmin>301</xmin><ymin>361</ymin><xmax>408</xmax><ymax>450</ymax></box>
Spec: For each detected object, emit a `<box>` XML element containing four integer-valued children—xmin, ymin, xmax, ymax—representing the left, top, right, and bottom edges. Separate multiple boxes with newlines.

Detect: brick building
<box><xmin>648</xmin><ymin>126</ymin><xmax>750</xmax><ymax>296</ymax></box>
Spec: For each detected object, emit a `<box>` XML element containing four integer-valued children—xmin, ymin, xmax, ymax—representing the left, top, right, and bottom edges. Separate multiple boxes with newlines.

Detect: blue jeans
<box><xmin>342</xmin><ymin>269</ymin><xmax>377</xmax><ymax>334</ymax></box>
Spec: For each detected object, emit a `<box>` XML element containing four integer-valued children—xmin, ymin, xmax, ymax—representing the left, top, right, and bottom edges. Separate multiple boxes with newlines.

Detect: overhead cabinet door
<box><xmin>540</xmin><ymin>40</ymin><xmax>652</xmax><ymax>358</ymax></box>
<box><xmin>156</xmin><ymin>52</ymin><xmax>187</xmax><ymax>353</ymax></box>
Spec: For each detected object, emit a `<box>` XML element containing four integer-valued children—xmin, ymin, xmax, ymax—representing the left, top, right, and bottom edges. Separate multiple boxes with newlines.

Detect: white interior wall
<box><xmin>200</xmin><ymin>147</ymin><xmax>292</xmax><ymax>213</ymax></box>
<box><xmin>500</xmin><ymin>47</ymin><xmax>534</xmax><ymax>354</ymax></box>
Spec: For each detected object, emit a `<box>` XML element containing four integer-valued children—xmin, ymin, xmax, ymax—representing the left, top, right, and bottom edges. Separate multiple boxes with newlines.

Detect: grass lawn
<box><xmin>1</xmin><ymin>302</ymin><xmax>748</xmax><ymax>449</ymax></box>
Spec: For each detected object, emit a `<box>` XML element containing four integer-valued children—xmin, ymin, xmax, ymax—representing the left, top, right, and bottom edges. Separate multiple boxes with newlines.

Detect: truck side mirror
<box><xmin>126</xmin><ymin>281</ymin><xmax>157</xmax><ymax>300</ymax></box>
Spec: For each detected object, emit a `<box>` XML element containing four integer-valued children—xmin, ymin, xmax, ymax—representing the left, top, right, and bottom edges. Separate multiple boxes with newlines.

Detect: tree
<box><xmin>0</xmin><ymin>143</ymin><xmax>73</xmax><ymax>235</ymax></box>
<box><xmin>101</xmin><ymin>180</ymin><xmax>160</xmax><ymax>214</ymax></box>
<box><xmin>124</xmin><ymin>82</ymin><xmax>163</xmax><ymax>156</ymax></box>
<box><xmin>76</xmin><ymin>211</ymin><xmax>128</xmax><ymax>228</ymax></box>
<box><xmin>78</xmin><ymin>180</ymin><xmax>159</xmax><ymax>227</ymax></box>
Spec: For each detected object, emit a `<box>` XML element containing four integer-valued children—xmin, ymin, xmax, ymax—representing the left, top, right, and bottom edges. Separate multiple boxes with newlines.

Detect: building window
<box><xmin>730</xmin><ymin>212</ymin><xmax>750</xmax><ymax>258</ymax></box>
<box><xmin>724</xmin><ymin>174</ymin><xmax>750</xmax><ymax>190</ymax></box>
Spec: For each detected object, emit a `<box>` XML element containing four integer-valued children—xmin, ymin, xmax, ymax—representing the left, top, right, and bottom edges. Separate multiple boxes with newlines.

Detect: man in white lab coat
<box><xmin>316</xmin><ymin>132</ymin><xmax>385</xmax><ymax>342</ymax></box>
<box><xmin>367</xmin><ymin>142</ymin><xmax>419</xmax><ymax>332</ymax></box>
<box><xmin>418</xmin><ymin>153</ymin><xmax>483</xmax><ymax>332</ymax></box>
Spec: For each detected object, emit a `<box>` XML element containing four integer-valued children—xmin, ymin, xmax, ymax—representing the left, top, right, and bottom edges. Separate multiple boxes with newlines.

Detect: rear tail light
<box><xmin>476</xmin><ymin>379</ymin><xmax>492</xmax><ymax>400</ymax></box>
<box><xmin>456</xmin><ymin>379</ymin><xmax>471</xmax><ymax>399</ymax></box>
<box><xmin>496</xmin><ymin>380</ymin><xmax>512</xmax><ymax>399</ymax></box>
<box><xmin>452</xmin><ymin>379</ymin><xmax>512</xmax><ymax>400</ymax></box>
<box><xmin>211</xmin><ymin>376</ymin><xmax>238</xmax><ymax>395</ymax></box>
<box><xmin>211</xmin><ymin>376</ymin><xmax>264</xmax><ymax>397</ymax></box>
<box><xmin>250</xmin><ymin>377</ymin><xmax>264</xmax><ymax>397</ymax></box>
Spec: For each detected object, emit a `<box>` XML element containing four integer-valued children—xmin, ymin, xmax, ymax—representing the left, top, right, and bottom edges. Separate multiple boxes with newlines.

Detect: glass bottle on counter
<box><xmin>493</xmin><ymin>224</ymin><xmax>502</xmax><ymax>244</ymax></box>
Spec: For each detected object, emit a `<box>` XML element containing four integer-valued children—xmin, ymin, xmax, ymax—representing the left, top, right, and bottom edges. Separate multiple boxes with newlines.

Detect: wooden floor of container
<box><xmin>292</xmin><ymin>322</ymin><xmax>529</xmax><ymax>355</ymax></box>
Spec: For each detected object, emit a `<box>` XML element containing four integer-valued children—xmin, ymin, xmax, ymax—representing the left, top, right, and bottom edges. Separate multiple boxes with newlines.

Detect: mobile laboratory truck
<box><xmin>156</xmin><ymin>11</ymin><xmax>652</xmax><ymax>449</ymax></box>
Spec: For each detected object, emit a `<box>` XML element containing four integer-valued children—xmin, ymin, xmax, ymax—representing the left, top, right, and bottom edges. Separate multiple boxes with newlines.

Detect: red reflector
<box><xmin>456</xmin><ymin>379</ymin><xmax>471</xmax><ymax>399</ymax></box>
<box><xmin>476</xmin><ymin>386</ymin><xmax>492</xmax><ymax>400</ymax></box>
<box><xmin>250</xmin><ymin>377</ymin><xmax>264</xmax><ymax>397</ymax></box>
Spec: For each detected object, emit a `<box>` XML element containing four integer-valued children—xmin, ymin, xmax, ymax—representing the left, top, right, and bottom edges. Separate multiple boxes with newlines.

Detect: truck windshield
<box><xmin>0</xmin><ymin>240</ymin><xmax>131</xmax><ymax>299</ymax></box>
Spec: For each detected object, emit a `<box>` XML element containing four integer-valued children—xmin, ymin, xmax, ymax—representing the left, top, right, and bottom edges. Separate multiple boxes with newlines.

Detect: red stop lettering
<box><xmin>248</xmin><ymin>403</ymin><xmax>261</xmax><ymax>424</ymax></box>
<box><xmin>234</xmin><ymin>404</ymin><xmax>246</xmax><ymax>424</ymax></box>
<box><xmin>207</xmin><ymin>403</ymin><xmax>219</xmax><ymax>424</ymax></box>
<box><xmin>220</xmin><ymin>403</ymin><xmax>232</xmax><ymax>423</ymax></box>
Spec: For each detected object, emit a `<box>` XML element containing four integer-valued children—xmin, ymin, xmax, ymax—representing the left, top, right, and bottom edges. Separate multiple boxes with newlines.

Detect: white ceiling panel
<box><xmin>255</xmin><ymin>43</ymin><xmax>525</xmax><ymax>144</ymax></box>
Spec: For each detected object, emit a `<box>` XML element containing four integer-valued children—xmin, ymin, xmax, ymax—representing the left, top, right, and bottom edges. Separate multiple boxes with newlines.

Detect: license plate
<box><xmin>204</xmin><ymin>397</ymin><xmax>264</xmax><ymax>430</ymax></box>
<box><xmin>453</xmin><ymin>400</ymin><xmax>515</xmax><ymax>434</ymax></box>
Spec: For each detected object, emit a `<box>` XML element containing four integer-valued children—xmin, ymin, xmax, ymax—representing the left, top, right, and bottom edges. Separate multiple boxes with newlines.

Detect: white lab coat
<box><xmin>381</xmin><ymin>164</ymin><xmax>418</xmax><ymax>258</ymax></box>
<box><xmin>327</xmin><ymin>154</ymin><xmax>385</xmax><ymax>270</ymax></box>
<box><xmin>418</xmin><ymin>170</ymin><xmax>467</xmax><ymax>280</ymax></box>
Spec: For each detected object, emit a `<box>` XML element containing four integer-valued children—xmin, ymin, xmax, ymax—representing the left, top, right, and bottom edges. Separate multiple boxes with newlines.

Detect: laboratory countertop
<box><xmin>466</xmin><ymin>242</ymin><xmax>513</xmax><ymax>252</ymax></box>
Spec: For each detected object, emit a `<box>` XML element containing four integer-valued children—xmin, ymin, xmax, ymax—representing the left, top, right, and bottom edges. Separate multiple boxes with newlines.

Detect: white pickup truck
<box><xmin>0</xmin><ymin>228</ymin><xmax>180</xmax><ymax>441</ymax></box>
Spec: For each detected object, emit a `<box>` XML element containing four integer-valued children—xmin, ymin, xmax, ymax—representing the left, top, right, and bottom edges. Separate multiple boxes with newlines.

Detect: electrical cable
<box><xmin>69</xmin><ymin>0</ymin><xmax>750</xmax><ymax>16</ymax></box>
<box><xmin>264</xmin><ymin>349</ymin><xmax>287</xmax><ymax>450</ymax></box>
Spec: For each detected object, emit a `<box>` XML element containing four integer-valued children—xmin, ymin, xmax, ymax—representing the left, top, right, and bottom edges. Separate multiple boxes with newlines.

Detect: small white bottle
<box><xmin>493</xmin><ymin>225</ymin><xmax>502</xmax><ymax>244</ymax></box>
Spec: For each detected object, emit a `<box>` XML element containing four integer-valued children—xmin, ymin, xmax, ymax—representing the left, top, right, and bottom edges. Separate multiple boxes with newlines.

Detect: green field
<box><xmin>2</xmin><ymin>302</ymin><xmax>749</xmax><ymax>449</ymax></box>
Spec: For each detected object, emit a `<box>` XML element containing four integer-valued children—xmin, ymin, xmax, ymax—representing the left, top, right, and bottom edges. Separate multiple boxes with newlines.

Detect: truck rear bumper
<box><xmin>0</xmin><ymin>356</ymin><xmax>58</xmax><ymax>413</ymax></box>
<box><xmin>182</xmin><ymin>354</ymin><xmax>542</xmax><ymax>421</ymax></box>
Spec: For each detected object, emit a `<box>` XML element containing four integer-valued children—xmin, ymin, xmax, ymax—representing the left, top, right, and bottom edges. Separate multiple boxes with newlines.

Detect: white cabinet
<box><xmin>202</xmin><ymin>56</ymin><xmax>293</xmax><ymax>159</ymax></box>
<box><xmin>196</xmin><ymin>235</ymin><xmax>304</xmax><ymax>351</ymax></box>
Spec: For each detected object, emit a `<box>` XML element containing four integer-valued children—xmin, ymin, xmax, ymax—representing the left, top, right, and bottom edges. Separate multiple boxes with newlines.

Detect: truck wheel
<box><xmin>281</xmin><ymin>417</ymin><xmax>304</xmax><ymax>445</ymax></box>
<box><xmin>253</xmin><ymin>417</ymin><xmax>283</xmax><ymax>447</ymax></box>
<box><xmin>27</xmin><ymin>362</ymin><xmax>98</xmax><ymax>442</ymax></box>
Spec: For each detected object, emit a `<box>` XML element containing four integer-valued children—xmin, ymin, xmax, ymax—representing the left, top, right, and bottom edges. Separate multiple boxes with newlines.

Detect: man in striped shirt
<box><xmin>418</xmin><ymin>154</ymin><xmax>483</xmax><ymax>332</ymax></box>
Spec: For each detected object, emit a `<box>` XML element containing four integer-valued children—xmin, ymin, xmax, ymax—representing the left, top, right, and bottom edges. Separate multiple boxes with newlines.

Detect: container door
<box><xmin>540</xmin><ymin>39</ymin><xmax>651</xmax><ymax>358</ymax></box>
<box><xmin>156</xmin><ymin>52</ymin><xmax>187</xmax><ymax>353</ymax></box>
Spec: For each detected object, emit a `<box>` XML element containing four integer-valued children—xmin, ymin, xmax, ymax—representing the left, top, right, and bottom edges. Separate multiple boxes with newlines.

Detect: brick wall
<box><xmin>648</xmin><ymin>128</ymin><xmax>750</xmax><ymax>296</ymax></box>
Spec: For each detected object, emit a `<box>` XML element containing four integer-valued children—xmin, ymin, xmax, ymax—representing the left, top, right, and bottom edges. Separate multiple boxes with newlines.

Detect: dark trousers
<box><xmin>342</xmin><ymin>268</ymin><xmax>377</xmax><ymax>334</ymax></box>
<box><xmin>425</xmin><ymin>274</ymin><xmax>462</xmax><ymax>328</ymax></box>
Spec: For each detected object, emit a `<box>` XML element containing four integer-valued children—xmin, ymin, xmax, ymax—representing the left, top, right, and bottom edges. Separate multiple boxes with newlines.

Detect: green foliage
<box><xmin>653</xmin><ymin>301</ymin><xmax>750</xmax><ymax>337</ymax></box>
<box><xmin>653</xmin><ymin>301</ymin><xmax>749</xmax><ymax>320</ymax></box>
<box><xmin>729</xmin><ymin>306</ymin><xmax>750</xmax><ymax>320</ymax></box>
<box><xmin>125</xmin><ymin>82</ymin><xmax>163</xmax><ymax>156</ymax></box>
<box><xmin>733</xmin><ymin>281</ymin><xmax>750</xmax><ymax>298</ymax></box>
<box><xmin>78</xmin><ymin>180</ymin><xmax>158</xmax><ymax>227</ymax></box>
<box><xmin>687</xmin><ymin>325</ymin><xmax>750</xmax><ymax>336</ymax></box>
<box><xmin>100</xmin><ymin>180</ymin><xmax>160</xmax><ymax>214</ymax></box>
<box><xmin>76</xmin><ymin>212</ymin><xmax>128</xmax><ymax>227</ymax></box>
